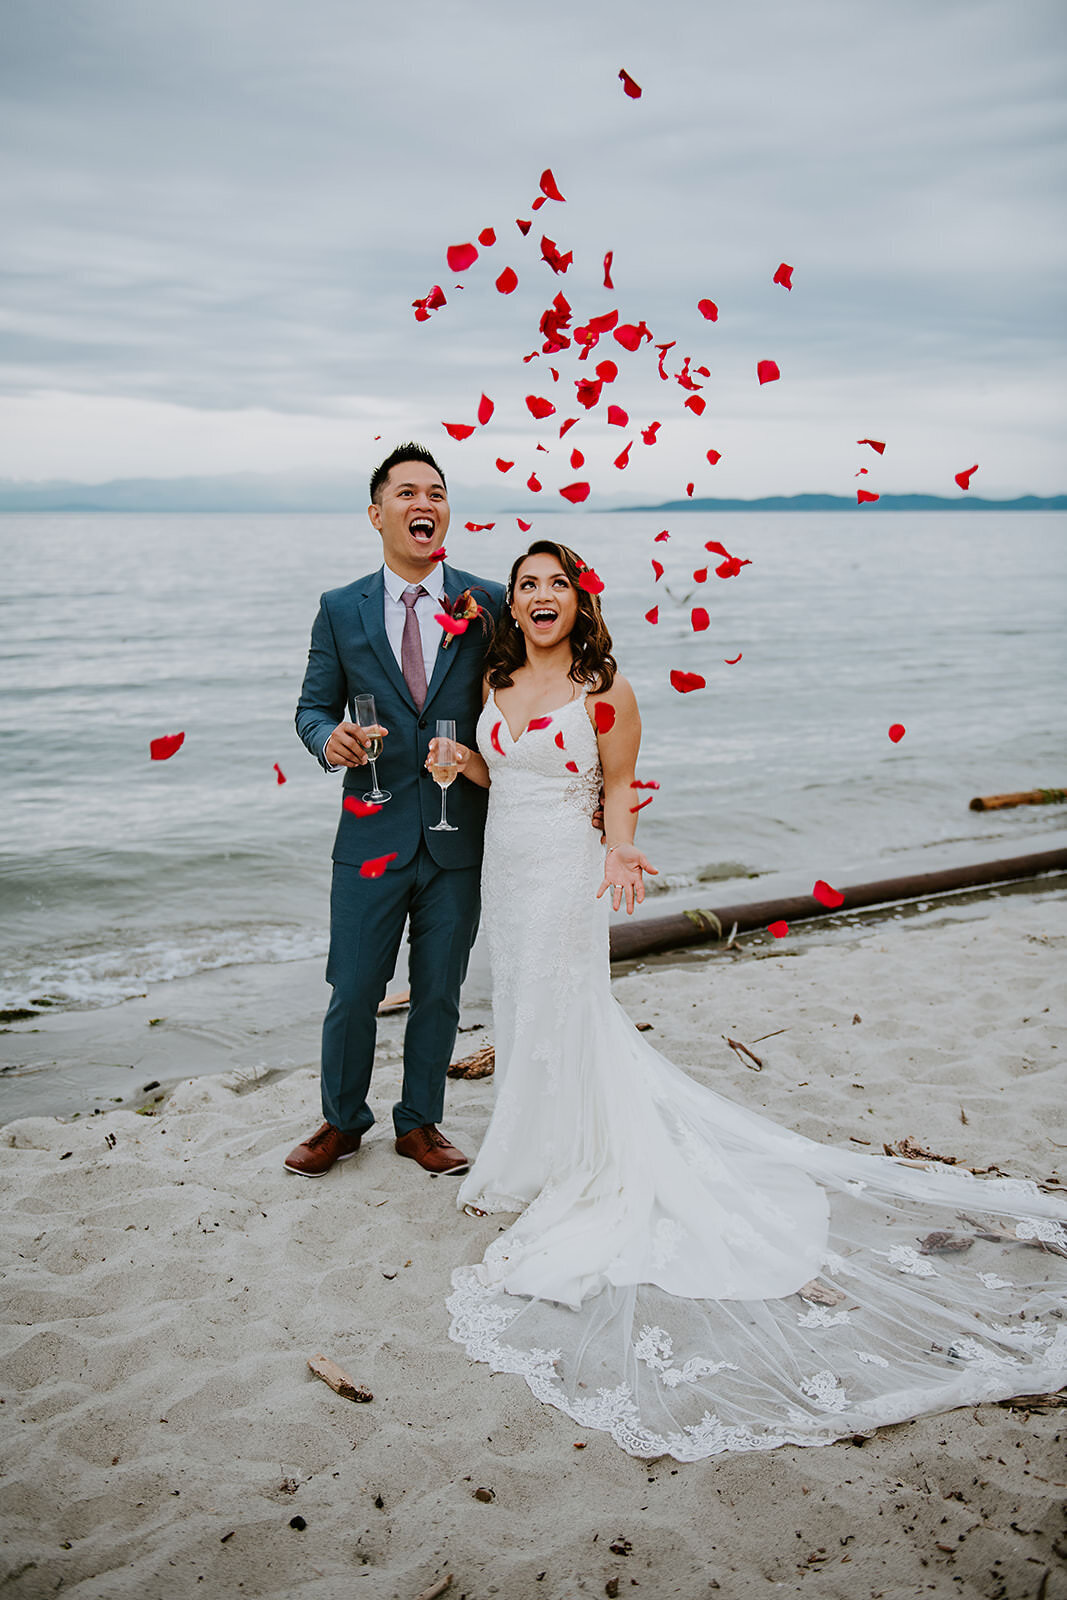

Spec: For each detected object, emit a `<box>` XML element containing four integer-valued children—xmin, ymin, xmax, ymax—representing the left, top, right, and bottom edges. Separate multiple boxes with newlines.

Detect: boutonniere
<box><xmin>438</xmin><ymin>587</ymin><xmax>490</xmax><ymax>649</ymax></box>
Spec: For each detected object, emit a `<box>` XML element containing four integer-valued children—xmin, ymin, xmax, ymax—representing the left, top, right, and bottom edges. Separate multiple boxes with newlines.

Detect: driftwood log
<box><xmin>307</xmin><ymin>1355</ymin><xmax>373</xmax><ymax>1403</ymax></box>
<box><xmin>448</xmin><ymin>1043</ymin><xmax>495</xmax><ymax>1078</ymax></box>
<box><xmin>969</xmin><ymin>788</ymin><xmax>1066</xmax><ymax>811</ymax></box>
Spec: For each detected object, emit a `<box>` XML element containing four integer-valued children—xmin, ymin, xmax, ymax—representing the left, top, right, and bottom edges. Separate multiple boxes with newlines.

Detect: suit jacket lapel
<box><xmin>356</xmin><ymin>570</ymin><xmax>415</xmax><ymax>711</ymax></box>
<box><xmin>424</xmin><ymin>566</ymin><xmax>477</xmax><ymax>710</ymax></box>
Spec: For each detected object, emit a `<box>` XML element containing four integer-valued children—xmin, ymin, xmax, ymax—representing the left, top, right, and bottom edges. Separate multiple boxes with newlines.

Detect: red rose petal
<box><xmin>344</xmin><ymin>796</ymin><xmax>384</xmax><ymax>818</ymax></box>
<box><xmin>496</xmin><ymin>458</ymin><xmax>514</xmax><ymax>472</ymax></box>
<box><xmin>579</xmin><ymin>569</ymin><xmax>605</xmax><ymax>594</ymax></box>
<box><xmin>540</xmin><ymin>236</ymin><xmax>573</xmax><ymax>274</ymax></box>
<box><xmin>527</xmin><ymin>715</ymin><xmax>553</xmax><ymax>731</ymax></box>
<box><xmin>757</xmin><ymin>359</ymin><xmax>780</xmax><ymax>385</ymax></box>
<box><xmin>607</xmin><ymin>404</ymin><xmax>629</xmax><ymax>427</ymax></box>
<box><xmin>477</xmin><ymin>394</ymin><xmax>494</xmax><ymax>425</ymax></box>
<box><xmin>360</xmin><ymin>852</ymin><xmax>398</xmax><ymax>879</ymax></box>
<box><xmin>812</xmin><ymin>879</ymin><xmax>845</xmax><ymax>909</ymax></box>
<box><xmin>669</xmin><ymin>670</ymin><xmax>706</xmax><ymax>694</ymax></box>
<box><xmin>559</xmin><ymin>481</ymin><xmax>590</xmax><ymax>503</ymax></box>
<box><xmin>426</xmin><ymin>285</ymin><xmax>446</xmax><ymax>310</ymax></box>
<box><xmin>691</xmin><ymin>607</ymin><xmax>710</xmax><ymax>632</ymax></box>
<box><xmin>575</xmin><ymin>376</ymin><xmax>604</xmax><ymax>410</ymax></box>
<box><xmin>490</xmin><ymin>722</ymin><xmax>506</xmax><ymax>756</ymax></box>
<box><xmin>693</xmin><ymin>567</ymin><xmax>708</xmax><ymax>582</ymax></box>
<box><xmin>478</xmin><ymin>226</ymin><xmax>496</xmax><ymax>247</ymax></box>
<box><xmin>768</xmin><ymin>919</ymin><xmax>788</xmax><ymax>938</ymax></box>
<box><xmin>857</xmin><ymin>490</ymin><xmax>880</xmax><ymax>505</ymax></box>
<box><xmin>446</xmin><ymin>242</ymin><xmax>478</xmax><ymax>272</ymax></box>
<box><xmin>463</xmin><ymin>522</ymin><xmax>495</xmax><ymax>532</ymax></box>
<box><xmin>150</xmin><ymin>732</ymin><xmax>185</xmax><ymax>761</ymax></box>
<box><xmin>614</xmin><ymin>320</ymin><xmax>652</xmax><ymax>351</ymax></box>
<box><xmin>558</xmin><ymin>417</ymin><xmax>579</xmax><ymax>437</ymax></box>
<box><xmin>706</xmin><ymin>448</ymin><xmax>721</xmax><ymax>465</ymax></box>
<box><xmin>516</xmin><ymin>518</ymin><xmax>532</xmax><ymax>531</ymax></box>
<box><xmin>516</xmin><ymin>218</ymin><xmax>532</xmax><ymax>235</ymax></box>
<box><xmin>686</xmin><ymin>483</ymin><xmax>694</xmax><ymax>498</ymax></box>
<box><xmin>596</xmin><ymin>359</ymin><xmax>618</xmax><ymax>383</ymax></box>
<box><xmin>570</xmin><ymin>447</ymin><xmax>585</xmax><ymax>468</ymax></box>
<box><xmin>955</xmin><ymin>464</ymin><xmax>978</xmax><ymax>491</ymax></box>
<box><xmin>613</xmin><ymin>441</ymin><xmax>632</xmax><ymax>469</ymax></box>
<box><xmin>435</xmin><ymin>613</ymin><xmax>470</xmax><ymax>635</ymax></box>
<box><xmin>653</xmin><ymin>529</ymin><xmax>669</xmax><ymax>542</ymax></box>
<box><xmin>644</xmin><ymin>606</ymin><xmax>659</xmax><ymax>624</ymax></box>
<box><xmin>857</xmin><ymin>438</ymin><xmax>886</xmax><ymax>454</ymax></box>
<box><xmin>554</xmin><ymin>730</ymin><xmax>566</xmax><ymax>749</ymax></box>
<box><xmin>619</xmin><ymin>68</ymin><xmax>642</xmax><ymax>98</ymax></box>
<box><xmin>527</xmin><ymin>472</ymin><xmax>542</xmax><ymax>492</ymax></box>
<box><xmin>539</xmin><ymin>168</ymin><xmax>566</xmax><ymax>202</ymax></box>
<box><xmin>724</xmin><ymin>652</ymin><xmax>743</xmax><ymax>665</ymax></box>
<box><xmin>888</xmin><ymin>723</ymin><xmax>906</xmax><ymax>743</ymax></box>
<box><xmin>697</xmin><ymin>298</ymin><xmax>719</xmax><ymax>321</ymax></box>
<box><xmin>716</xmin><ymin>556</ymin><xmax>750</xmax><ymax>578</ymax></box>
<box><xmin>443</xmin><ymin>422</ymin><xmax>475</xmax><ymax>440</ymax></box>
<box><xmin>629</xmin><ymin>796</ymin><xmax>654</xmax><ymax>813</ymax></box>
<box><xmin>685</xmin><ymin>395</ymin><xmax>706</xmax><ymax>416</ymax></box>
<box><xmin>531</xmin><ymin>195</ymin><xmax>546</xmax><ymax>211</ymax></box>
<box><xmin>655</xmin><ymin>341</ymin><xmax>676</xmax><ymax>379</ymax></box>
<box><xmin>704</xmin><ymin>540</ymin><xmax>730</xmax><ymax>557</ymax></box>
<box><xmin>855</xmin><ymin>467</ymin><xmax>869</xmax><ymax>476</ymax></box>
<box><xmin>593</xmin><ymin>702</ymin><xmax>616</xmax><ymax>734</ymax></box>
<box><xmin>565</xmin><ymin>760</ymin><xmax>579</xmax><ymax>773</ymax></box>
<box><xmin>525</xmin><ymin>394</ymin><xmax>556</xmax><ymax>419</ymax></box>
<box><xmin>642</xmin><ymin>421</ymin><xmax>661</xmax><ymax>444</ymax></box>
<box><xmin>772</xmin><ymin>262</ymin><xmax>793</xmax><ymax>290</ymax></box>
<box><xmin>274</xmin><ymin>762</ymin><xmax>287</xmax><ymax>784</ymax></box>
<box><xmin>631</xmin><ymin>779</ymin><xmax>660</xmax><ymax>790</ymax></box>
<box><xmin>429</xmin><ymin>547</ymin><xmax>447</xmax><ymax>563</ymax></box>
<box><xmin>495</xmin><ymin>266</ymin><xmax>519</xmax><ymax>294</ymax></box>
<box><xmin>603</xmin><ymin>251</ymin><xmax>614</xmax><ymax>289</ymax></box>
<box><xmin>651</xmin><ymin>559</ymin><xmax>664</xmax><ymax>581</ymax></box>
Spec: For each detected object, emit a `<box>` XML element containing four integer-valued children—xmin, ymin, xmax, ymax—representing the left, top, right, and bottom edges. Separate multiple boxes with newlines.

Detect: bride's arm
<box><xmin>590</xmin><ymin>676</ymin><xmax>657</xmax><ymax>914</ymax></box>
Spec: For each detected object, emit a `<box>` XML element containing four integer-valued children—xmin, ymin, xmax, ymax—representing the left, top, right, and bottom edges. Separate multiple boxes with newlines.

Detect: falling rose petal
<box><xmin>446</xmin><ymin>242</ymin><xmax>478</xmax><ymax>272</ymax></box>
<box><xmin>496</xmin><ymin>458</ymin><xmax>514</xmax><ymax>473</ymax></box>
<box><xmin>525</xmin><ymin>394</ymin><xmax>557</xmax><ymax>419</ymax></box>
<box><xmin>696</xmin><ymin>365</ymin><xmax>710</xmax><ymax>378</ymax></box>
<box><xmin>645</xmin><ymin>606</ymin><xmax>659</xmax><ymax>624</ymax></box>
<box><xmin>772</xmin><ymin>262</ymin><xmax>793</xmax><ymax>290</ymax></box>
<box><xmin>527</xmin><ymin>715</ymin><xmax>553</xmax><ymax>731</ymax></box>
<box><xmin>274</xmin><ymin>762</ymin><xmax>287</xmax><ymax>784</ymax></box>
<box><xmin>539</xmin><ymin>168</ymin><xmax>566</xmax><ymax>202</ymax></box>
<box><xmin>888</xmin><ymin>723</ymin><xmax>906</xmax><ymax>743</ymax></box>
<box><xmin>595</xmin><ymin>359</ymin><xmax>618</xmax><ymax>383</ymax></box>
<box><xmin>516</xmin><ymin>218</ymin><xmax>532</xmax><ymax>235</ymax></box>
<box><xmin>554</xmin><ymin>730</ymin><xmax>566</xmax><ymax>749</ymax></box>
<box><xmin>675</xmin><ymin>356</ymin><xmax>701</xmax><ymax>391</ymax></box>
<box><xmin>559</xmin><ymin>481</ymin><xmax>590</xmax><ymax>503</ymax></box>
<box><xmin>716</xmin><ymin>556</ymin><xmax>751</xmax><ymax>578</ymax></box>
<box><xmin>857</xmin><ymin>438</ymin><xmax>886</xmax><ymax>455</ymax></box>
<box><xmin>575</xmin><ymin>377</ymin><xmax>604</xmax><ymax>409</ymax></box>
<box><xmin>490</xmin><ymin>722</ymin><xmax>506</xmax><ymax>755</ymax></box>
<box><xmin>619</xmin><ymin>68</ymin><xmax>642</xmax><ymax>98</ymax></box>
<box><xmin>685</xmin><ymin>395</ymin><xmax>706</xmax><ymax>416</ymax></box>
<box><xmin>642</xmin><ymin>421</ymin><xmax>661</xmax><ymax>444</ymax></box>
<box><xmin>686</xmin><ymin>483</ymin><xmax>694</xmax><ymax>498</ymax></box>
<box><xmin>607</xmin><ymin>404</ymin><xmax>628</xmax><ymax>427</ymax></box>
<box><xmin>463</xmin><ymin>522</ymin><xmax>495</xmax><ymax>532</ymax></box>
<box><xmin>477</xmin><ymin>394</ymin><xmax>494</xmax><ymax>425</ymax></box>
<box><xmin>651</xmin><ymin>559</ymin><xmax>664</xmax><ymax>581</ymax></box>
<box><xmin>436</xmin><ymin>613</ymin><xmax>470</xmax><ymax>635</ymax></box>
<box><xmin>693</xmin><ymin>567</ymin><xmax>708</xmax><ymax>582</ymax></box>
<box><xmin>536</xmin><ymin>443</ymin><xmax>549</xmax><ymax>452</ymax></box>
<box><xmin>812</xmin><ymin>879</ymin><xmax>845</xmax><ymax>910</ymax></box>
<box><xmin>704</xmin><ymin>540</ymin><xmax>730</xmax><ymax>558</ymax></box>
<box><xmin>629</xmin><ymin>796</ymin><xmax>654</xmax><ymax>813</ymax></box>
<box><xmin>691</xmin><ymin>607</ymin><xmax>710</xmax><ymax>632</ymax></box>
<box><xmin>855</xmin><ymin>467</ymin><xmax>869</xmax><ymax>476</ymax></box>
<box><xmin>150</xmin><ymin>732</ymin><xmax>185</xmax><ymax>761</ymax></box>
<box><xmin>565</xmin><ymin>760</ymin><xmax>579</xmax><ymax>773</ymax></box>
<box><xmin>344</xmin><ymin>796</ymin><xmax>384</xmax><ymax>818</ymax></box>
<box><xmin>655</xmin><ymin>341</ymin><xmax>676</xmax><ymax>379</ymax></box>
<box><xmin>522</xmin><ymin>351</ymin><xmax>539</xmax><ymax>363</ymax></box>
<box><xmin>516</xmin><ymin>518</ymin><xmax>532</xmax><ymax>531</ymax></box>
<box><xmin>579</xmin><ymin>569</ymin><xmax>605</xmax><ymax>594</ymax></box>
<box><xmin>429</xmin><ymin>547</ymin><xmax>447</xmax><ymax>563</ymax></box>
<box><xmin>857</xmin><ymin>490</ymin><xmax>880</xmax><ymax>505</ymax></box>
<box><xmin>955</xmin><ymin>464</ymin><xmax>978</xmax><ymax>491</ymax></box>
<box><xmin>426</xmin><ymin>285</ymin><xmax>446</xmax><ymax>309</ymax></box>
<box><xmin>531</xmin><ymin>195</ymin><xmax>547</xmax><ymax>211</ymax></box>
<box><xmin>540</xmin><ymin>236</ymin><xmax>573</xmax><ymax>274</ymax></box>
<box><xmin>593</xmin><ymin>702</ymin><xmax>616</xmax><ymax>734</ymax></box>
<box><xmin>360</xmin><ymin>852</ymin><xmax>398</xmax><ymax>879</ymax></box>
<box><xmin>697</xmin><ymin>298</ymin><xmax>719</xmax><ymax>321</ymax></box>
<box><xmin>706</xmin><ymin>449</ymin><xmax>721</xmax><ymax>466</ymax></box>
<box><xmin>654</xmin><ymin>529</ymin><xmax>670</xmax><ymax>542</ymax></box>
<box><xmin>527</xmin><ymin>472</ymin><xmax>542</xmax><ymax>492</ymax></box>
<box><xmin>495</xmin><ymin>266</ymin><xmax>519</xmax><ymax>294</ymax></box>
<box><xmin>670</xmin><ymin>670</ymin><xmax>706</xmax><ymax>694</ymax></box>
<box><xmin>443</xmin><ymin>422</ymin><xmax>475</xmax><ymax>440</ymax></box>
<box><xmin>724</xmin><ymin>652</ymin><xmax>743</xmax><ymax>665</ymax></box>
<box><xmin>757</xmin><ymin>359</ymin><xmax>780</xmax><ymax>385</ymax></box>
<box><xmin>768</xmin><ymin>919</ymin><xmax>789</xmax><ymax>938</ymax></box>
<box><xmin>570</xmin><ymin>447</ymin><xmax>585</xmax><ymax>468</ymax></box>
<box><xmin>477</xmin><ymin>227</ymin><xmax>496</xmax><ymax>248</ymax></box>
<box><xmin>603</xmin><ymin>251</ymin><xmax>614</xmax><ymax>289</ymax></box>
<box><xmin>613</xmin><ymin>442</ymin><xmax>632</xmax><ymax>469</ymax></box>
<box><xmin>631</xmin><ymin>779</ymin><xmax>660</xmax><ymax>789</ymax></box>
<box><xmin>559</xmin><ymin>417</ymin><xmax>579</xmax><ymax>437</ymax></box>
<box><xmin>614</xmin><ymin>320</ymin><xmax>652</xmax><ymax>351</ymax></box>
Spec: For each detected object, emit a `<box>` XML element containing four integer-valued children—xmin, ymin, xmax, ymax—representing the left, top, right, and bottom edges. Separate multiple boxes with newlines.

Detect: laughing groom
<box><xmin>286</xmin><ymin>443</ymin><xmax>504</xmax><ymax>1178</ymax></box>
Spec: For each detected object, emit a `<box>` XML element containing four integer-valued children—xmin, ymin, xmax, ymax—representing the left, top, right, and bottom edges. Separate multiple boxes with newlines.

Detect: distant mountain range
<box><xmin>0</xmin><ymin>474</ymin><xmax>1063</xmax><ymax>514</ymax></box>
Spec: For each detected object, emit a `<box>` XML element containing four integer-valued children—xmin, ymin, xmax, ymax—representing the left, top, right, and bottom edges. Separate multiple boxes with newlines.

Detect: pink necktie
<box><xmin>401</xmin><ymin>585</ymin><xmax>428</xmax><ymax>710</ymax></box>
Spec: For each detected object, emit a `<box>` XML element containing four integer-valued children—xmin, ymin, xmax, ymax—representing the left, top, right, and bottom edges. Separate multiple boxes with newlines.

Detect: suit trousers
<box><xmin>321</xmin><ymin>845</ymin><xmax>481</xmax><ymax>1138</ymax></box>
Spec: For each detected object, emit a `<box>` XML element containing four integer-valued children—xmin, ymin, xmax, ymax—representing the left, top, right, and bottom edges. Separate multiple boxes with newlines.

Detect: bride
<box><xmin>434</xmin><ymin>538</ymin><xmax>1067</xmax><ymax>1462</ymax></box>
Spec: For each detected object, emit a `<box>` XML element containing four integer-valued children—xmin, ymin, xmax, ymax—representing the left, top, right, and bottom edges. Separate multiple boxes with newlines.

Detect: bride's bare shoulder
<box><xmin>586</xmin><ymin>673</ymin><xmax>638</xmax><ymax>719</ymax></box>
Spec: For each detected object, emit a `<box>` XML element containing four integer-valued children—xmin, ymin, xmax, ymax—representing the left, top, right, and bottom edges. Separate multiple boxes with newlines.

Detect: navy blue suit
<box><xmin>296</xmin><ymin>563</ymin><xmax>505</xmax><ymax>1136</ymax></box>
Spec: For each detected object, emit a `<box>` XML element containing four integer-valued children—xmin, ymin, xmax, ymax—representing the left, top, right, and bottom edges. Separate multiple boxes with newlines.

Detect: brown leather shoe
<box><xmin>284</xmin><ymin>1122</ymin><xmax>362</xmax><ymax>1177</ymax></box>
<box><xmin>394</xmin><ymin>1124</ymin><xmax>469</xmax><ymax>1174</ymax></box>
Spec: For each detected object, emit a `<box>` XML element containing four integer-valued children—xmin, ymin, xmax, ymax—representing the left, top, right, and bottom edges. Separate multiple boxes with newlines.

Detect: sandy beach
<box><xmin>2</xmin><ymin>891</ymin><xmax>1065</xmax><ymax>1600</ymax></box>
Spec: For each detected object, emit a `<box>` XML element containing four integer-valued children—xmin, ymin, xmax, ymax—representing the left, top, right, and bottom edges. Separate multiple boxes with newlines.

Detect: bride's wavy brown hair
<box><xmin>486</xmin><ymin>539</ymin><xmax>617</xmax><ymax>693</ymax></box>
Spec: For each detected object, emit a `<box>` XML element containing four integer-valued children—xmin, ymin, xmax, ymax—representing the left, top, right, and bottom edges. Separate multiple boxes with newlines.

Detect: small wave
<box><xmin>646</xmin><ymin>861</ymin><xmax>760</xmax><ymax>895</ymax></box>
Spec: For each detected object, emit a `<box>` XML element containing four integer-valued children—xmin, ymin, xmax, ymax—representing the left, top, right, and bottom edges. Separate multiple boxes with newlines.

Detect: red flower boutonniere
<box><xmin>440</xmin><ymin>587</ymin><xmax>489</xmax><ymax>648</ymax></box>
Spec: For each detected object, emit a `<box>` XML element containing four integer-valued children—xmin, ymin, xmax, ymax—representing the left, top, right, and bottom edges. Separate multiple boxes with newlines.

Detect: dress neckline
<box><xmin>489</xmin><ymin>686</ymin><xmax>588</xmax><ymax>746</ymax></box>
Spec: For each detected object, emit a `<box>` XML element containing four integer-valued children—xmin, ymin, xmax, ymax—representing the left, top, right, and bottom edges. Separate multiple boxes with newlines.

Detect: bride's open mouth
<box><xmin>409</xmin><ymin>517</ymin><xmax>435</xmax><ymax>544</ymax></box>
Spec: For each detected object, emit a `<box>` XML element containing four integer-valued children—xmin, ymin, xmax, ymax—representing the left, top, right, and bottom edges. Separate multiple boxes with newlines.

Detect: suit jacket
<box><xmin>295</xmin><ymin>564</ymin><xmax>506</xmax><ymax>870</ymax></box>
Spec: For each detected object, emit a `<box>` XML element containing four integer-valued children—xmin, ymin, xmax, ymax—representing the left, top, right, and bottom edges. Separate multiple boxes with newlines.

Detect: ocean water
<box><xmin>1</xmin><ymin>511</ymin><xmax>1064</xmax><ymax>1015</ymax></box>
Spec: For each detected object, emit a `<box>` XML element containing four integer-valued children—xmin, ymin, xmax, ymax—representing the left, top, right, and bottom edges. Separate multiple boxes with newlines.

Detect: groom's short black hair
<box><xmin>369</xmin><ymin>443</ymin><xmax>447</xmax><ymax>505</ymax></box>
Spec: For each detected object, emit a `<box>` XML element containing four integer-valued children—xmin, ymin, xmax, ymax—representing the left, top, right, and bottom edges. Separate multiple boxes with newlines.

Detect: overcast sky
<box><xmin>2</xmin><ymin>0</ymin><xmax>1064</xmax><ymax>501</ymax></box>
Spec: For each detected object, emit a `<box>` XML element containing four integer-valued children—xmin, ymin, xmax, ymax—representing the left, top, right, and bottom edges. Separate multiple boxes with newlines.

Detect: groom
<box><xmin>286</xmin><ymin>443</ymin><xmax>505</xmax><ymax>1178</ymax></box>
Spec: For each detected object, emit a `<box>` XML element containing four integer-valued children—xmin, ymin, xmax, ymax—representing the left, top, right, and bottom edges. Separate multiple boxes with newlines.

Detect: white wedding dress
<box><xmin>446</xmin><ymin>689</ymin><xmax>1067</xmax><ymax>1461</ymax></box>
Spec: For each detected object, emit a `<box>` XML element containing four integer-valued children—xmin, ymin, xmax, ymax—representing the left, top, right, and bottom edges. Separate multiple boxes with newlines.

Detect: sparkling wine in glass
<box><xmin>428</xmin><ymin>719</ymin><xmax>458</xmax><ymax>832</ymax></box>
<box><xmin>353</xmin><ymin>693</ymin><xmax>390</xmax><ymax>804</ymax></box>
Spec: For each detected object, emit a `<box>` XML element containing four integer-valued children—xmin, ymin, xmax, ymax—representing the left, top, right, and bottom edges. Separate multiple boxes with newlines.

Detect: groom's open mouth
<box><xmin>408</xmin><ymin>517</ymin><xmax>436</xmax><ymax>544</ymax></box>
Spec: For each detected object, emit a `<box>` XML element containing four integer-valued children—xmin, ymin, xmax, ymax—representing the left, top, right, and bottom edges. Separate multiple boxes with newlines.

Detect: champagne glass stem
<box><xmin>438</xmin><ymin>786</ymin><xmax>449</xmax><ymax>828</ymax></box>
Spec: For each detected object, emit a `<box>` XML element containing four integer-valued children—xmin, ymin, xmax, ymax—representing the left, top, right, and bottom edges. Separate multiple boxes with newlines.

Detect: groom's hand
<box><xmin>325</xmin><ymin>720</ymin><xmax>387</xmax><ymax>768</ymax></box>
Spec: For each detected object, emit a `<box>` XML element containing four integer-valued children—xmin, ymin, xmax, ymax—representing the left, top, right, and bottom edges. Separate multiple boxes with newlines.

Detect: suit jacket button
<box><xmin>418</xmin><ymin>718</ymin><xmax>427</xmax><ymax>729</ymax></box>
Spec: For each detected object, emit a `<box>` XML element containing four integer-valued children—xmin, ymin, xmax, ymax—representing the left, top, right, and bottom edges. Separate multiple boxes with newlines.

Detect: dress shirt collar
<box><xmin>382</xmin><ymin>561</ymin><xmax>445</xmax><ymax>603</ymax></box>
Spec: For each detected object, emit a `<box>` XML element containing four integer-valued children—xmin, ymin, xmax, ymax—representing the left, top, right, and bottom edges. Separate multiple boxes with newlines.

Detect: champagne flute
<box><xmin>428</xmin><ymin>719</ymin><xmax>458</xmax><ymax>832</ymax></box>
<box><xmin>353</xmin><ymin>693</ymin><xmax>390</xmax><ymax>804</ymax></box>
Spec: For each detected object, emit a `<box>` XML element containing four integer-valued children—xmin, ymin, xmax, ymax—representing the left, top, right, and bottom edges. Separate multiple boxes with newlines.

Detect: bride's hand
<box><xmin>426</xmin><ymin>738</ymin><xmax>473</xmax><ymax>773</ymax></box>
<box><xmin>596</xmin><ymin>842</ymin><xmax>658</xmax><ymax>915</ymax></box>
